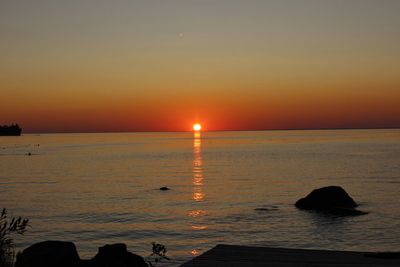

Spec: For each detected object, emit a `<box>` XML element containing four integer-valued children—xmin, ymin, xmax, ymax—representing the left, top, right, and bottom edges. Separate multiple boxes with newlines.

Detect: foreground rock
<box><xmin>295</xmin><ymin>186</ymin><xmax>367</xmax><ymax>216</ymax></box>
<box><xmin>15</xmin><ymin>241</ymin><xmax>80</xmax><ymax>267</ymax></box>
<box><xmin>90</xmin><ymin>243</ymin><xmax>147</xmax><ymax>267</ymax></box>
<box><xmin>16</xmin><ymin>241</ymin><xmax>147</xmax><ymax>267</ymax></box>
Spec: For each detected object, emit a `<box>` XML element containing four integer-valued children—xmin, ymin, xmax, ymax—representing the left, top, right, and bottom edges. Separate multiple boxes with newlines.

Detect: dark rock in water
<box><xmin>15</xmin><ymin>241</ymin><xmax>80</xmax><ymax>267</ymax></box>
<box><xmin>16</xmin><ymin>241</ymin><xmax>147</xmax><ymax>267</ymax></box>
<box><xmin>91</xmin><ymin>243</ymin><xmax>147</xmax><ymax>267</ymax></box>
<box><xmin>295</xmin><ymin>186</ymin><xmax>367</xmax><ymax>216</ymax></box>
<box><xmin>295</xmin><ymin>186</ymin><xmax>357</xmax><ymax>209</ymax></box>
<box><xmin>159</xmin><ymin>186</ymin><xmax>170</xmax><ymax>191</ymax></box>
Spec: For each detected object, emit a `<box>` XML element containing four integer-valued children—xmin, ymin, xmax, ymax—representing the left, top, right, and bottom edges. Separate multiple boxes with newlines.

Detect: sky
<box><xmin>1</xmin><ymin>0</ymin><xmax>400</xmax><ymax>133</ymax></box>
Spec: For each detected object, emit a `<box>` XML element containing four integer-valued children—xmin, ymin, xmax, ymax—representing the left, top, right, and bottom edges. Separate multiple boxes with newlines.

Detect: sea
<box><xmin>1</xmin><ymin>129</ymin><xmax>399</xmax><ymax>265</ymax></box>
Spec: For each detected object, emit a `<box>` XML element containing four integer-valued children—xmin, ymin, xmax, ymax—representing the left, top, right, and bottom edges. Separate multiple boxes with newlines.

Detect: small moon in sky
<box><xmin>179</xmin><ymin>33</ymin><xmax>184</xmax><ymax>37</ymax></box>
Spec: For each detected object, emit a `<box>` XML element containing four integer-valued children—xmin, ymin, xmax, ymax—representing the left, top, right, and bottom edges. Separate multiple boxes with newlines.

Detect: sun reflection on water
<box><xmin>192</xmin><ymin>132</ymin><xmax>204</xmax><ymax>202</ymax></box>
<box><xmin>189</xmin><ymin>131</ymin><xmax>208</xmax><ymax>241</ymax></box>
<box><xmin>190</xmin><ymin>249</ymin><xmax>199</xmax><ymax>256</ymax></box>
<box><xmin>188</xmin><ymin>210</ymin><xmax>207</xmax><ymax>218</ymax></box>
<box><xmin>191</xmin><ymin>225</ymin><xmax>208</xmax><ymax>230</ymax></box>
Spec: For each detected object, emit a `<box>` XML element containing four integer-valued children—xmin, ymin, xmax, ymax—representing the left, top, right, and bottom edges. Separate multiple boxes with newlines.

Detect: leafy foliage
<box><xmin>146</xmin><ymin>242</ymin><xmax>170</xmax><ymax>267</ymax></box>
<box><xmin>0</xmin><ymin>209</ymin><xmax>29</xmax><ymax>267</ymax></box>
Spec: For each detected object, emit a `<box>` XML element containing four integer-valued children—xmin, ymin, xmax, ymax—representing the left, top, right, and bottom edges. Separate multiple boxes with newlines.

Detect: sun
<box><xmin>193</xmin><ymin>123</ymin><xmax>202</xmax><ymax>131</ymax></box>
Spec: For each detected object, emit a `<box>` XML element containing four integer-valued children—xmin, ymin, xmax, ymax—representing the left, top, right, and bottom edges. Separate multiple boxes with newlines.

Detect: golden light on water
<box><xmin>192</xmin><ymin>132</ymin><xmax>203</xmax><ymax>201</ymax></box>
<box><xmin>188</xmin><ymin>127</ymin><xmax>208</xmax><ymax>252</ymax></box>
<box><xmin>188</xmin><ymin>210</ymin><xmax>207</xmax><ymax>218</ymax></box>
<box><xmin>191</xmin><ymin>225</ymin><xmax>208</xmax><ymax>230</ymax></box>
<box><xmin>190</xmin><ymin>249</ymin><xmax>199</xmax><ymax>256</ymax></box>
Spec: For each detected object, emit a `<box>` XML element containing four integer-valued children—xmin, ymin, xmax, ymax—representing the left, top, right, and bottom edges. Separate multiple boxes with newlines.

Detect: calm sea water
<box><xmin>1</xmin><ymin>130</ymin><xmax>400</xmax><ymax>265</ymax></box>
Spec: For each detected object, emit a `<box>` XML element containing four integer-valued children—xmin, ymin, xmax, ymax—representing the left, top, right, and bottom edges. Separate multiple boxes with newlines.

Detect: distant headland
<box><xmin>0</xmin><ymin>124</ymin><xmax>22</xmax><ymax>136</ymax></box>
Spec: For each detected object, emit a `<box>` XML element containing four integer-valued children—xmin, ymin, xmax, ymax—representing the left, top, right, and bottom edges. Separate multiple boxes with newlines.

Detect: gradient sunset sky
<box><xmin>1</xmin><ymin>1</ymin><xmax>400</xmax><ymax>133</ymax></box>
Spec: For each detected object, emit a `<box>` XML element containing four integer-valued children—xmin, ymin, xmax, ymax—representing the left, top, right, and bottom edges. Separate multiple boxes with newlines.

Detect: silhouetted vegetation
<box><xmin>0</xmin><ymin>124</ymin><xmax>22</xmax><ymax>136</ymax></box>
<box><xmin>0</xmin><ymin>209</ymin><xmax>29</xmax><ymax>267</ymax></box>
<box><xmin>146</xmin><ymin>242</ymin><xmax>170</xmax><ymax>267</ymax></box>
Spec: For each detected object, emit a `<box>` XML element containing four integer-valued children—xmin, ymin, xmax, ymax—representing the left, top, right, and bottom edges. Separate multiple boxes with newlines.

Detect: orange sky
<box><xmin>1</xmin><ymin>1</ymin><xmax>400</xmax><ymax>133</ymax></box>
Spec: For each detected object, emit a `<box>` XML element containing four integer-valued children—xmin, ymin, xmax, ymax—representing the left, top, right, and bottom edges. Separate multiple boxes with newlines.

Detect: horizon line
<box><xmin>20</xmin><ymin>126</ymin><xmax>400</xmax><ymax>135</ymax></box>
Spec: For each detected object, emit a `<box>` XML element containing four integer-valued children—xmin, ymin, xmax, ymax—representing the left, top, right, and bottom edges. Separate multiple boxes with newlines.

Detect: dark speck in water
<box><xmin>254</xmin><ymin>206</ymin><xmax>279</xmax><ymax>212</ymax></box>
<box><xmin>159</xmin><ymin>187</ymin><xmax>170</xmax><ymax>191</ymax></box>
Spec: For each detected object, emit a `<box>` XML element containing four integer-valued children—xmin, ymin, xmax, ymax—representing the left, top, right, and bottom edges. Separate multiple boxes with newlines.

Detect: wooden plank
<box><xmin>180</xmin><ymin>245</ymin><xmax>400</xmax><ymax>267</ymax></box>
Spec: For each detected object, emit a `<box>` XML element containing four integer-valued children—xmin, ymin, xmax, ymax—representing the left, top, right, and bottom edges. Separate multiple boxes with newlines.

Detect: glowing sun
<box><xmin>193</xmin><ymin>123</ymin><xmax>202</xmax><ymax>131</ymax></box>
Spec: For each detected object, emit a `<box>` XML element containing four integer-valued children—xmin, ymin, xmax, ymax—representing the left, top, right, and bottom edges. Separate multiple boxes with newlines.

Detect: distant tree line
<box><xmin>0</xmin><ymin>124</ymin><xmax>22</xmax><ymax>136</ymax></box>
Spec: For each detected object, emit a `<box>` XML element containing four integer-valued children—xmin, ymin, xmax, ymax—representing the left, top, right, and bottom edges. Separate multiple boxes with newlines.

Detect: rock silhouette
<box><xmin>295</xmin><ymin>186</ymin><xmax>367</xmax><ymax>216</ymax></box>
<box><xmin>15</xmin><ymin>241</ymin><xmax>80</xmax><ymax>267</ymax></box>
<box><xmin>90</xmin><ymin>243</ymin><xmax>147</xmax><ymax>267</ymax></box>
<box><xmin>15</xmin><ymin>241</ymin><xmax>147</xmax><ymax>267</ymax></box>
